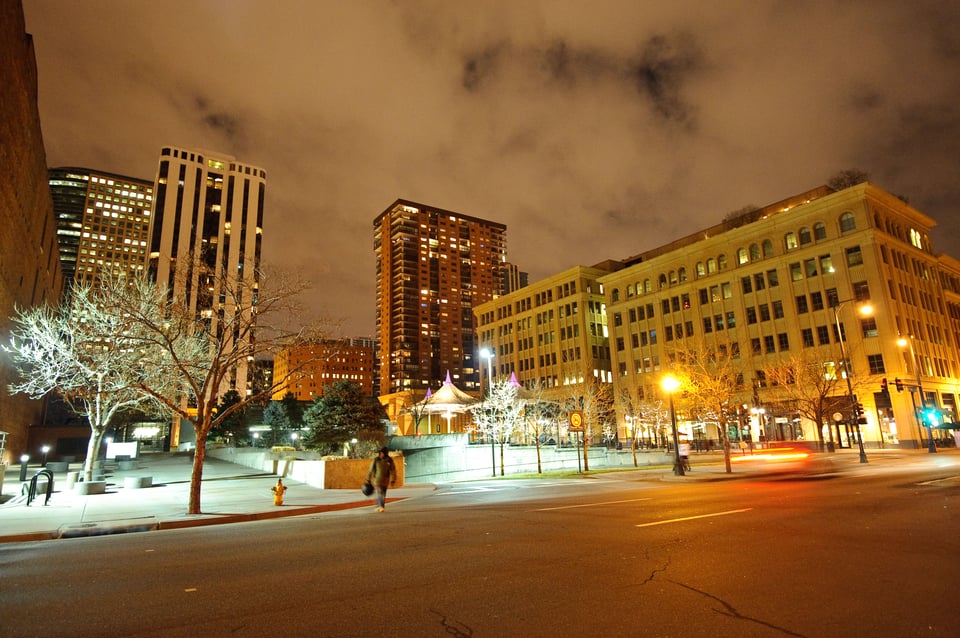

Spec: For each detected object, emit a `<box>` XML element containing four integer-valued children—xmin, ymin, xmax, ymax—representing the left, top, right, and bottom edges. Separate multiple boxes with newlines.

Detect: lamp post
<box><xmin>831</xmin><ymin>299</ymin><xmax>871</xmax><ymax>464</ymax></box>
<box><xmin>480</xmin><ymin>347</ymin><xmax>496</xmax><ymax>477</ymax></box>
<box><xmin>898</xmin><ymin>336</ymin><xmax>937</xmax><ymax>453</ymax></box>
<box><xmin>661</xmin><ymin>375</ymin><xmax>684</xmax><ymax>476</ymax></box>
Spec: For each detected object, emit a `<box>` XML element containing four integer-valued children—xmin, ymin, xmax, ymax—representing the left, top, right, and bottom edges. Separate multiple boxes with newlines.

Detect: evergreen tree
<box><xmin>304</xmin><ymin>380</ymin><xmax>386</xmax><ymax>455</ymax></box>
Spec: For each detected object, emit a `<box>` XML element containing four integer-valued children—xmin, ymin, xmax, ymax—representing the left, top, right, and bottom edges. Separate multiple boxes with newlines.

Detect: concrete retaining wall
<box><xmin>209</xmin><ymin>441</ymin><xmax>674</xmax><ymax>487</ymax></box>
<box><xmin>206</xmin><ymin>448</ymin><xmax>405</xmax><ymax>489</ymax></box>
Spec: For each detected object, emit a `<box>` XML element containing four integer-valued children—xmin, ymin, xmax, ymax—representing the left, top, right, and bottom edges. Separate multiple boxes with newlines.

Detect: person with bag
<box><xmin>366</xmin><ymin>447</ymin><xmax>397</xmax><ymax>512</ymax></box>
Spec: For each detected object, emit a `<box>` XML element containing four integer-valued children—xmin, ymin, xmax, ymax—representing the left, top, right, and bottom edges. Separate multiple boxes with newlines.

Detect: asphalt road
<box><xmin>1</xmin><ymin>454</ymin><xmax>957</xmax><ymax>637</ymax></box>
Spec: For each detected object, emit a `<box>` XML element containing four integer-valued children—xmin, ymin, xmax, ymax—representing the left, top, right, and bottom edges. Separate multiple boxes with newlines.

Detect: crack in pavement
<box><xmin>429</xmin><ymin>608</ymin><xmax>474</xmax><ymax>637</ymax></box>
<box><xmin>667</xmin><ymin>579</ymin><xmax>808</xmax><ymax>637</ymax></box>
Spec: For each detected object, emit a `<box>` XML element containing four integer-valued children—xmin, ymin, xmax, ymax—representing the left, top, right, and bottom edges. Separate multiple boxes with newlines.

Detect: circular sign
<box><xmin>569</xmin><ymin>411</ymin><xmax>583</xmax><ymax>430</ymax></box>
<box><xmin>832</xmin><ymin>411</ymin><xmax>843</xmax><ymax>422</ymax></box>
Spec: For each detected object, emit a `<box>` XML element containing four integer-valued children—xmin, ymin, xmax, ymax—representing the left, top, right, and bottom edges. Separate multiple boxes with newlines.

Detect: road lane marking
<box><xmin>636</xmin><ymin>508</ymin><xmax>753</xmax><ymax>527</ymax></box>
<box><xmin>532</xmin><ymin>498</ymin><xmax>653</xmax><ymax>511</ymax></box>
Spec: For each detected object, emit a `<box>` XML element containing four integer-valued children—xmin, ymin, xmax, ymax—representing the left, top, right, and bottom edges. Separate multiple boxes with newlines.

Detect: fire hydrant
<box><xmin>271</xmin><ymin>478</ymin><xmax>287</xmax><ymax>506</ymax></box>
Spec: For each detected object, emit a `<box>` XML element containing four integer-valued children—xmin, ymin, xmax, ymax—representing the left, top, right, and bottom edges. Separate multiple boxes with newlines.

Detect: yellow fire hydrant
<box><xmin>271</xmin><ymin>478</ymin><xmax>287</xmax><ymax>506</ymax></box>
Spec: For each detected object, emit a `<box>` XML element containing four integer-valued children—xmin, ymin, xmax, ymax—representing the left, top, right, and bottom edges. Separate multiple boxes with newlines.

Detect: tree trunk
<box><xmin>499</xmin><ymin>442</ymin><xmax>505</xmax><ymax>476</ymax></box>
<box><xmin>83</xmin><ymin>429</ymin><xmax>104</xmax><ymax>482</ymax></box>
<box><xmin>188</xmin><ymin>429</ymin><xmax>207</xmax><ymax>514</ymax></box>
<box><xmin>583</xmin><ymin>432</ymin><xmax>590</xmax><ymax>472</ymax></box>
<box><xmin>535</xmin><ymin>439</ymin><xmax>542</xmax><ymax>474</ymax></box>
<box><xmin>632</xmin><ymin>436</ymin><xmax>638</xmax><ymax>467</ymax></box>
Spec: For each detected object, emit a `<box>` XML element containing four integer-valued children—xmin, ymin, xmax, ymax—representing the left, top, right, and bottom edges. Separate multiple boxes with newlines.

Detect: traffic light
<box><xmin>880</xmin><ymin>378</ymin><xmax>888</xmax><ymax>394</ymax></box>
<box><xmin>856</xmin><ymin>402</ymin><xmax>867</xmax><ymax>424</ymax></box>
<box><xmin>895</xmin><ymin>377</ymin><xmax>904</xmax><ymax>392</ymax></box>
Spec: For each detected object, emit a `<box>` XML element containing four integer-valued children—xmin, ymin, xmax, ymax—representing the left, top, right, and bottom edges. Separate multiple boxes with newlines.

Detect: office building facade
<box><xmin>374</xmin><ymin>199</ymin><xmax>506</xmax><ymax>397</ymax></box>
<box><xmin>600</xmin><ymin>183</ymin><xmax>960</xmax><ymax>450</ymax></box>
<box><xmin>48</xmin><ymin>167</ymin><xmax>152</xmax><ymax>289</ymax></box>
<box><xmin>148</xmin><ymin>146</ymin><xmax>266</xmax><ymax>436</ymax></box>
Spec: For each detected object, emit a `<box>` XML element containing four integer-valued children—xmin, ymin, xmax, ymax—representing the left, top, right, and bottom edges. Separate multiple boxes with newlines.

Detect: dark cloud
<box><xmin>21</xmin><ymin>0</ymin><xmax>960</xmax><ymax>336</ymax></box>
<box><xmin>630</xmin><ymin>33</ymin><xmax>701</xmax><ymax>123</ymax></box>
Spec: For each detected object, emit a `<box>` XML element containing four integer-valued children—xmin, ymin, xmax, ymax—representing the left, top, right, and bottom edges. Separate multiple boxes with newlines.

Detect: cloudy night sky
<box><xmin>23</xmin><ymin>0</ymin><xmax>960</xmax><ymax>337</ymax></box>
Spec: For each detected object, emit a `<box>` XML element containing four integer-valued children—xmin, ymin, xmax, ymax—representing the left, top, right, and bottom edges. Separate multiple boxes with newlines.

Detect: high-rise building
<box><xmin>599</xmin><ymin>182</ymin><xmax>960</xmax><ymax>451</ymax></box>
<box><xmin>0</xmin><ymin>1</ymin><xmax>65</xmax><ymax>463</ymax></box>
<box><xmin>148</xmin><ymin>146</ymin><xmax>266</xmax><ymax>416</ymax></box>
<box><xmin>374</xmin><ymin>199</ymin><xmax>506</xmax><ymax>397</ymax></box>
<box><xmin>501</xmin><ymin>262</ymin><xmax>528</xmax><ymax>294</ymax></box>
<box><xmin>48</xmin><ymin>167</ymin><xmax>153</xmax><ymax>289</ymax></box>
<box><xmin>272</xmin><ymin>338</ymin><xmax>375</xmax><ymax>401</ymax></box>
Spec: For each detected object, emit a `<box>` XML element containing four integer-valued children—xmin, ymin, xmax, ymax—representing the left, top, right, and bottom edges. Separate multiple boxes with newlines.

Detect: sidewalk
<box><xmin>0</xmin><ymin>453</ymin><xmax>435</xmax><ymax>544</ymax></box>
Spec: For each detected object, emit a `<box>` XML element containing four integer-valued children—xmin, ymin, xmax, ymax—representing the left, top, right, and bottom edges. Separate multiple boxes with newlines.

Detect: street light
<box><xmin>897</xmin><ymin>336</ymin><xmax>937</xmax><ymax>453</ymax></box>
<box><xmin>831</xmin><ymin>299</ymin><xmax>871</xmax><ymax>464</ymax></box>
<box><xmin>660</xmin><ymin>374</ymin><xmax>684</xmax><ymax>476</ymax></box>
<box><xmin>480</xmin><ymin>347</ymin><xmax>496</xmax><ymax>477</ymax></box>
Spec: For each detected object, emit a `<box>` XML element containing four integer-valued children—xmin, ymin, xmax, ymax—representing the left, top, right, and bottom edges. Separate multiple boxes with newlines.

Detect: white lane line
<box><xmin>635</xmin><ymin>508</ymin><xmax>753</xmax><ymax>527</ymax></box>
<box><xmin>532</xmin><ymin>498</ymin><xmax>653</xmax><ymax>511</ymax></box>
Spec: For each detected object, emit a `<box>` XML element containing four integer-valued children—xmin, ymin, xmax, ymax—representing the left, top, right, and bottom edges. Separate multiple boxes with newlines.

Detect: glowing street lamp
<box><xmin>831</xmin><ymin>299</ymin><xmax>871</xmax><ymax>463</ymax></box>
<box><xmin>660</xmin><ymin>374</ymin><xmax>684</xmax><ymax>476</ymax></box>
<box><xmin>898</xmin><ymin>336</ymin><xmax>937</xmax><ymax>453</ymax></box>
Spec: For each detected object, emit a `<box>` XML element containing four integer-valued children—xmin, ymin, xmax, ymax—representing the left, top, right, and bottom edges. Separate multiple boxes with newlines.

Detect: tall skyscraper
<box><xmin>374</xmin><ymin>199</ymin><xmax>506</xmax><ymax>397</ymax></box>
<box><xmin>148</xmin><ymin>146</ymin><xmax>266</xmax><ymax>404</ymax></box>
<box><xmin>48</xmin><ymin>167</ymin><xmax>153</xmax><ymax>289</ymax></box>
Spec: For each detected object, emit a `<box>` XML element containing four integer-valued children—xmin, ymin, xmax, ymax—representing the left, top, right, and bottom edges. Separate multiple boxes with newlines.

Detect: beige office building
<box><xmin>600</xmin><ymin>182</ymin><xmax>960</xmax><ymax>450</ymax></box>
<box><xmin>474</xmin><ymin>264</ymin><xmax>616</xmax><ymax>442</ymax></box>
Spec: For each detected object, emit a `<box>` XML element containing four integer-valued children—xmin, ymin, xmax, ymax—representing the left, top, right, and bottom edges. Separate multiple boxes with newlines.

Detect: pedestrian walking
<box><xmin>366</xmin><ymin>447</ymin><xmax>397</xmax><ymax>512</ymax></box>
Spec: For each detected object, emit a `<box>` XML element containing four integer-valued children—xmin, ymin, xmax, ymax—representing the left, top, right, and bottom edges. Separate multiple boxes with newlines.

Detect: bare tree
<box><xmin>763</xmin><ymin>351</ymin><xmax>845</xmax><ymax>451</ymax></box>
<box><xmin>5</xmin><ymin>277</ymin><xmax>163</xmax><ymax>481</ymax></box>
<box><xmin>827</xmin><ymin>169</ymin><xmax>869</xmax><ymax>191</ymax></box>
<box><xmin>104</xmin><ymin>267</ymin><xmax>333</xmax><ymax>514</ymax></box>
<box><xmin>669</xmin><ymin>342</ymin><xmax>747</xmax><ymax>473</ymax></box>
<box><xmin>519</xmin><ymin>381</ymin><xmax>560</xmax><ymax>474</ymax></box>
<box><xmin>559</xmin><ymin>371</ymin><xmax>614</xmax><ymax>472</ymax></box>
<box><xmin>469</xmin><ymin>377</ymin><xmax>525</xmax><ymax>476</ymax></box>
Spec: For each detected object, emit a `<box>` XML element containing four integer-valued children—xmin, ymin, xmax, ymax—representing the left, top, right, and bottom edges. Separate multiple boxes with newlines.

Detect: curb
<box><xmin>0</xmin><ymin>498</ymin><xmax>390</xmax><ymax>544</ymax></box>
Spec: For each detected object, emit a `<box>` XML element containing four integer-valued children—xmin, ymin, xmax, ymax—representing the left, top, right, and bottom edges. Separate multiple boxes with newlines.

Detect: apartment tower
<box><xmin>374</xmin><ymin>199</ymin><xmax>506</xmax><ymax>397</ymax></box>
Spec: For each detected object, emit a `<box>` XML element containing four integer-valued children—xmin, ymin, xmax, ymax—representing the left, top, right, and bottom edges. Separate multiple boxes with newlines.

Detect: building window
<box><xmin>804</xmin><ymin>258</ymin><xmax>818</xmax><ymax>278</ymax></box>
<box><xmin>816</xmin><ymin>325</ymin><xmax>830</xmax><ymax>345</ymax></box>
<box><xmin>764</xmin><ymin>335</ymin><xmax>776</xmax><ymax>353</ymax></box>
<box><xmin>738</xmin><ymin>247</ymin><xmax>748</xmax><ymax>265</ymax></box>
<box><xmin>703</xmin><ymin>318</ymin><xmax>713</xmax><ymax>333</ymax></box>
<box><xmin>762</xmin><ymin>239</ymin><xmax>774</xmax><ymax>257</ymax></box>
<box><xmin>790</xmin><ymin>262</ymin><xmax>802</xmax><ymax>281</ymax></box>
<box><xmin>772</xmin><ymin>300</ymin><xmax>784</xmax><ymax>319</ymax></box>
<box><xmin>852</xmin><ymin>281</ymin><xmax>870</xmax><ymax>301</ymax></box>
<box><xmin>785</xmin><ymin>232</ymin><xmax>798</xmax><ymax>250</ymax></box>
<box><xmin>867</xmin><ymin>354</ymin><xmax>885</xmax><ymax>375</ymax></box>
<box><xmin>766</xmin><ymin>269</ymin><xmax>779</xmax><ymax>287</ymax></box>
<box><xmin>714</xmin><ymin>314</ymin><xmax>725</xmax><ymax>330</ymax></box>
<box><xmin>754</xmin><ymin>273</ymin><xmax>765</xmax><ymax>291</ymax></box>
<box><xmin>810</xmin><ymin>291</ymin><xmax>824</xmax><ymax>311</ymax></box>
<box><xmin>846</xmin><ymin>246</ymin><xmax>864</xmax><ymax>266</ymax></box>
<box><xmin>801</xmin><ymin>328</ymin><xmax>814</xmax><ymax>347</ymax></box>
<box><xmin>742</xmin><ymin>276</ymin><xmax>752</xmax><ymax>294</ymax></box>
<box><xmin>751</xmin><ymin>338</ymin><xmax>762</xmax><ymax>354</ymax></box>
<box><xmin>777</xmin><ymin>333</ymin><xmax>789</xmax><ymax>351</ymax></box>
<box><xmin>726</xmin><ymin>311</ymin><xmax>736</xmax><ymax>328</ymax></box>
<box><xmin>814</xmin><ymin>222</ymin><xmax>827</xmax><ymax>240</ymax></box>
<box><xmin>819</xmin><ymin>254</ymin><xmax>834</xmax><ymax>274</ymax></box>
<box><xmin>746</xmin><ymin>307</ymin><xmax>758</xmax><ymax>324</ymax></box>
<box><xmin>759</xmin><ymin>304</ymin><xmax>771</xmax><ymax>322</ymax></box>
<box><xmin>840</xmin><ymin>212</ymin><xmax>856</xmax><ymax>233</ymax></box>
<box><xmin>799</xmin><ymin>227</ymin><xmax>812</xmax><ymax>245</ymax></box>
<box><xmin>750</xmin><ymin>243</ymin><xmax>761</xmax><ymax>261</ymax></box>
<box><xmin>861</xmin><ymin>317</ymin><xmax>878</xmax><ymax>338</ymax></box>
